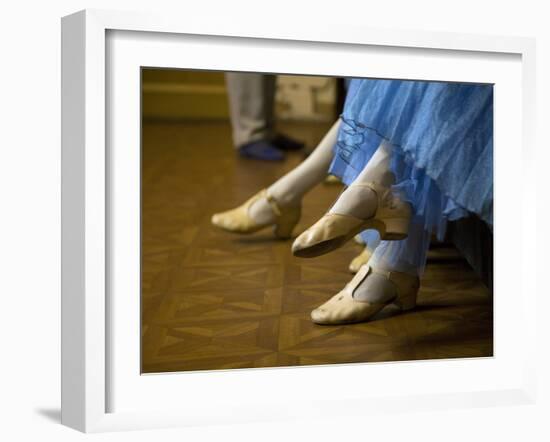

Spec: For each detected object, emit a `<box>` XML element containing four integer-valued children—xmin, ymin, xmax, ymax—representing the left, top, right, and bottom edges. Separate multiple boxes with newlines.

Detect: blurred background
<box><xmin>142</xmin><ymin>69</ymin><xmax>339</xmax><ymax>122</ymax></box>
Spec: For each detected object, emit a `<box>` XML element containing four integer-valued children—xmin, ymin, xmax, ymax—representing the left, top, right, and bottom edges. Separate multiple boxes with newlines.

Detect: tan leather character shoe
<box><xmin>311</xmin><ymin>265</ymin><xmax>420</xmax><ymax>325</ymax></box>
<box><xmin>292</xmin><ymin>182</ymin><xmax>411</xmax><ymax>258</ymax></box>
<box><xmin>211</xmin><ymin>189</ymin><xmax>301</xmax><ymax>239</ymax></box>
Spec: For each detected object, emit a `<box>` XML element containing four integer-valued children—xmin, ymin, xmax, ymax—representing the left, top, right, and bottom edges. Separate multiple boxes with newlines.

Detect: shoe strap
<box><xmin>348</xmin><ymin>264</ymin><xmax>418</xmax><ymax>301</ymax></box>
<box><xmin>264</xmin><ymin>190</ymin><xmax>282</xmax><ymax>217</ymax></box>
<box><xmin>348</xmin><ymin>264</ymin><xmax>397</xmax><ymax>295</ymax></box>
<box><xmin>347</xmin><ymin>264</ymin><xmax>371</xmax><ymax>295</ymax></box>
<box><xmin>371</xmin><ymin>266</ymin><xmax>419</xmax><ymax>293</ymax></box>
<box><xmin>350</xmin><ymin>181</ymin><xmax>399</xmax><ymax>203</ymax></box>
<box><xmin>349</xmin><ymin>182</ymin><xmax>402</xmax><ymax>210</ymax></box>
<box><xmin>325</xmin><ymin>181</ymin><xmax>382</xmax><ymax>215</ymax></box>
<box><xmin>348</xmin><ymin>181</ymin><xmax>380</xmax><ymax>195</ymax></box>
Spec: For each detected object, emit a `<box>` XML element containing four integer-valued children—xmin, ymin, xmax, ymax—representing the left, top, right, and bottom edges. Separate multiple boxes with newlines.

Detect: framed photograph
<box><xmin>61</xmin><ymin>9</ymin><xmax>537</xmax><ymax>433</ymax></box>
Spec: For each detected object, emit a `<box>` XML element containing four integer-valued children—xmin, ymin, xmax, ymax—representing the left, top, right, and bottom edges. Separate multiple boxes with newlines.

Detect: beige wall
<box><xmin>275</xmin><ymin>75</ymin><xmax>336</xmax><ymax>122</ymax></box>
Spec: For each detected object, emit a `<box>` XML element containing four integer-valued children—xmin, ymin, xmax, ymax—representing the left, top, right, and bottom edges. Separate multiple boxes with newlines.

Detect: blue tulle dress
<box><xmin>329</xmin><ymin>78</ymin><xmax>493</xmax><ymax>274</ymax></box>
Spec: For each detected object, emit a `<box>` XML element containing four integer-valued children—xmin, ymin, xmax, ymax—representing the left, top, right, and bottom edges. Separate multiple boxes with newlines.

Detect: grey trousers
<box><xmin>225</xmin><ymin>73</ymin><xmax>277</xmax><ymax>148</ymax></box>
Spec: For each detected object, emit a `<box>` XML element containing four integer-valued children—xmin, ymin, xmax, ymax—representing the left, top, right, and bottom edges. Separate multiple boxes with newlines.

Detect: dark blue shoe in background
<box><xmin>272</xmin><ymin>133</ymin><xmax>305</xmax><ymax>151</ymax></box>
<box><xmin>238</xmin><ymin>140</ymin><xmax>285</xmax><ymax>161</ymax></box>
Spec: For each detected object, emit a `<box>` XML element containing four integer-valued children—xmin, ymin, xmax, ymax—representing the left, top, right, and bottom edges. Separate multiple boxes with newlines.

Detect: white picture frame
<box><xmin>61</xmin><ymin>8</ymin><xmax>537</xmax><ymax>433</ymax></box>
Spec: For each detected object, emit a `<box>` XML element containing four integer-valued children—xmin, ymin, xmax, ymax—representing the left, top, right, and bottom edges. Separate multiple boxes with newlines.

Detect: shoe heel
<box><xmin>394</xmin><ymin>288</ymin><xmax>417</xmax><ymax>311</ymax></box>
<box><xmin>382</xmin><ymin>217</ymin><xmax>410</xmax><ymax>240</ymax></box>
<box><xmin>274</xmin><ymin>207</ymin><xmax>301</xmax><ymax>239</ymax></box>
<box><xmin>274</xmin><ymin>221</ymin><xmax>295</xmax><ymax>239</ymax></box>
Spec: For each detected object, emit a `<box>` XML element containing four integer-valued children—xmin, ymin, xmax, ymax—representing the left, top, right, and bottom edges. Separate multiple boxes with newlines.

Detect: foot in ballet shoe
<box><xmin>211</xmin><ymin>189</ymin><xmax>301</xmax><ymax>239</ymax></box>
<box><xmin>310</xmin><ymin>265</ymin><xmax>419</xmax><ymax>325</ymax></box>
<box><xmin>292</xmin><ymin>182</ymin><xmax>411</xmax><ymax>258</ymax></box>
<box><xmin>349</xmin><ymin>247</ymin><xmax>372</xmax><ymax>273</ymax></box>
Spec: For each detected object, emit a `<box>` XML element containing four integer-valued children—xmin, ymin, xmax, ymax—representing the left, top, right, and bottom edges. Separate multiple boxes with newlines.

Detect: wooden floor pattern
<box><xmin>141</xmin><ymin>120</ymin><xmax>493</xmax><ymax>373</ymax></box>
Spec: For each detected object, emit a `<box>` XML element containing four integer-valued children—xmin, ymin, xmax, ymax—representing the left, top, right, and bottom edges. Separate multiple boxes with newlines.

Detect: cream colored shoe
<box><xmin>311</xmin><ymin>265</ymin><xmax>419</xmax><ymax>325</ymax></box>
<box><xmin>211</xmin><ymin>189</ymin><xmax>301</xmax><ymax>239</ymax></box>
<box><xmin>324</xmin><ymin>175</ymin><xmax>342</xmax><ymax>184</ymax></box>
<box><xmin>292</xmin><ymin>182</ymin><xmax>411</xmax><ymax>258</ymax></box>
<box><xmin>349</xmin><ymin>247</ymin><xmax>372</xmax><ymax>273</ymax></box>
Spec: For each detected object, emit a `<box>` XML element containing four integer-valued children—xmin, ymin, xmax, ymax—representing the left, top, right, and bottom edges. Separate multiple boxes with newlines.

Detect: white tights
<box><xmin>329</xmin><ymin>139</ymin><xmax>394</xmax><ymax>220</ymax></box>
<box><xmin>248</xmin><ymin>119</ymin><xmax>341</xmax><ymax>224</ymax></box>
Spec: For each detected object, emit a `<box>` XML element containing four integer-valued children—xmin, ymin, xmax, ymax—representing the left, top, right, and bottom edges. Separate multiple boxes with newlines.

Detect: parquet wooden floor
<box><xmin>141</xmin><ymin>120</ymin><xmax>493</xmax><ymax>373</ymax></box>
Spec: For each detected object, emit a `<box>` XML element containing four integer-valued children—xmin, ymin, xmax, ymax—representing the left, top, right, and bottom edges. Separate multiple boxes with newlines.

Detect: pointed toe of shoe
<box><xmin>291</xmin><ymin>233</ymin><xmax>309</xmax><ymax>255</ymax></box>
<box><xmin>211</xmin><ymin>212</ymin><xmax>230</xmax><ymax>229</ymax></box>
<box><xmin>291</xmin><ymin>214</ymin><xmax>367</xmax><ymax>258</ymax></box>
<box><xmin>211</xmin><ymin>209</ymin><xmax>243</xmax><ymax>232</ymax></box>
<box><xmin>211</xmin><ymin>213</ymin><xmax>222</xmax><ymax>226</ymax></box>
<box><xmin>291</xmin><ymin>224</ymin><xmax>334</xmax><ymax>258</ymax></box>
<box><xmin>211</xmin><ymin>212</ymin><xmax>225</xmax><ymax>229</ymax></box>
<box><xmin>311</xmin><ymin>307</ymin><xmax>330</xmax><ymax>324</ymax></box>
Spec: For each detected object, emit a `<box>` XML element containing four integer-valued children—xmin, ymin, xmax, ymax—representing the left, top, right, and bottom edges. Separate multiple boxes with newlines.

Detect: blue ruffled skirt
<box><xmin>330</xmin><ymin>78</ymin><xmax>493</xmax><ymax>235</ymax></box>
<box><xmin>329</xmin><ymin>78</ymin><xmax>493</xmax><ymax>271</ymax></box>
